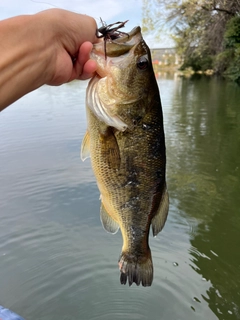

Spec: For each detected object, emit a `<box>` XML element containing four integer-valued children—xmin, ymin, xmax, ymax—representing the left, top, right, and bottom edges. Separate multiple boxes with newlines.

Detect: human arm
<box><xmin>0</xmin><ymin>9</ymin><xmax>98</xmax><ymax>111</ymax></box>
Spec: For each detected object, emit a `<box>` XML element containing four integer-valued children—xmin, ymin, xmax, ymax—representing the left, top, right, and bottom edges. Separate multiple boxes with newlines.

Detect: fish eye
<box><xmin>137</xmin><ymin>56</ymin><xmax>149</xmax><ymax>70</ymax></box>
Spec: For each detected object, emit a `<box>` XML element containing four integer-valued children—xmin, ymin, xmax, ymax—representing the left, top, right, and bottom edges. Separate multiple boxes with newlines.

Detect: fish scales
<box><xmin>81</xmin><ymin>25</ymin><xmax>169</xmax><ymax>286</ymax></box>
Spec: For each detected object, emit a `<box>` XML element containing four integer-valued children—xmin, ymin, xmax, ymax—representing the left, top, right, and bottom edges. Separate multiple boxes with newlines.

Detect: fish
<box><xmin>81</xmin><ymin>25</ymin><xmax>169</xmax><ymax>287</ymax></box>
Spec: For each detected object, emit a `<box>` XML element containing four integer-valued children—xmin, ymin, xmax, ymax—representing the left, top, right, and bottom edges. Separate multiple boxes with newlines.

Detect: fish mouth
<box><xmin>90</xmin><ymin>26</ymin><xmax>142</xmax><ymax>77</ymax></box>
<box><xmin>104</xmin><ymin>26</ymin><xmax>142</xmax><ymax>50</ymax></box>
<box><xmin>93</xmin><ymin>26</ymin><xmax>141</xmax><ymax>54</ymax></box>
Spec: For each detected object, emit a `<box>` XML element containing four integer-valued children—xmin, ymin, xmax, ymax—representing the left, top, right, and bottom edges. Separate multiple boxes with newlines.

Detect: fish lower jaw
<box><xmin>118</xmin><ymin>250</ymin><xmax>153</xmax><ymax>287</ymax></box>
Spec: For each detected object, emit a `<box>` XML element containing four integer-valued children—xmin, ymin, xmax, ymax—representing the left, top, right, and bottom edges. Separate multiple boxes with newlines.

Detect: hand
<box><xmin>0</xmin><ymin>9</ymin><xmax>98</xmax><ymax>110</ymax></box>
<box><xmin>36</xmin><ymin>9</ymin><xmax>98</xmax><ymax>85</ymax></box>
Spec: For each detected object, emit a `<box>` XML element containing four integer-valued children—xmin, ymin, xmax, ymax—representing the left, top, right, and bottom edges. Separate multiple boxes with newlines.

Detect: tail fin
<box><xmin>118</xmin><ymin>251</ymin><xmax>153</xmax><ymax>287</ymax></box>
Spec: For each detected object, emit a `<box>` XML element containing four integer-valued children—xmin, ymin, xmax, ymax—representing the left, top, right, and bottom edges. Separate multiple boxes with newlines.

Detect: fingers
<box><xmin>36</xmin><ymin>9</ymin><xmax>99</xmax><ymax>84</ymax></box>
<box><xmin>78</xmin><ymin>41</ymin><xmax>93</xmax><ymax>73</ymax></box>
<box><xmin>79</xmin><ymin>59</ymin><xmax>97</xmax><ymax>80</ymax></box>
<box><xmin>72</xmin><ymin>41</ymin><xmax>97</xmax><ymax>80</ymax></box>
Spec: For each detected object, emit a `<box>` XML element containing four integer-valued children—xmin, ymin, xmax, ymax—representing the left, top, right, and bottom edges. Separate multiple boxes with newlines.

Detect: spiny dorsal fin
<box><xmin>81</xmin><ymin>131</ymin><xmax>90</xmax><ymax>161</ymax></box>
<box><xmin>100</xmin><ymin>202</ymin><xmax>119</xmax><ymax>234</ymax></box>
<box><xmin>151</xmin><ymin>184</ymin><xmax>169</xmax><ymax>237</ymax></box>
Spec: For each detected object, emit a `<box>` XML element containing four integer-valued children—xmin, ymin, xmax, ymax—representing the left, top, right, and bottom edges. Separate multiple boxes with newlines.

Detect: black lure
<box><xmin>96</xmin><ymin>18</ymin><xmax>129</xmax><ymax>58</ymax></box>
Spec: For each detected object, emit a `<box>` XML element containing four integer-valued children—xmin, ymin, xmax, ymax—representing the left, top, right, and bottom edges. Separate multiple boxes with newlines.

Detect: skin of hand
<box><xmin>0</xmin><ymin>9</ymin><xmax>99</xmax><ymax>111</ymax></box>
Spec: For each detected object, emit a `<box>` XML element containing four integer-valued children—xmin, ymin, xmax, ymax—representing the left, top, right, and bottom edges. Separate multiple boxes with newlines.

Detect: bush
<box><xmin>224</xmin><ymin>16</ymin><xmax>240</xmax><ymax>48</ymax></box>
<box><xmin>181</xmin><ymin>53</ymin><xmax>213</xmax><ymax>72</ymax></box>
<box><xmin>214</xmin><ymin>50</ymin><xmax>233</xmax><ymax>74</ymax></box>
<box><xmin>217</xmin><ymin>16</ymin><xmax>240</xmax><ymax>82</ymax></box>
<box><xmin>223</xmin><ymin>47</ymin><xmax>240</xmax><ymax>83</ymax></box>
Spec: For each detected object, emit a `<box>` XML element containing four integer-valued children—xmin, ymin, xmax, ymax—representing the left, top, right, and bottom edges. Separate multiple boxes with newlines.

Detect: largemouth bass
<box><xmin>81</xmin><ymin>26</ymin><xmax>169</xmax><ymax>286</ymax></box>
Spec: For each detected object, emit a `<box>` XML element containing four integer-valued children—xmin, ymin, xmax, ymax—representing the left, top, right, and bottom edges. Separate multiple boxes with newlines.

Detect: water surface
<box><xmin>0</xmin><ymin>75</ymin><xmax>239</xmax><ymax>319</ymax></box>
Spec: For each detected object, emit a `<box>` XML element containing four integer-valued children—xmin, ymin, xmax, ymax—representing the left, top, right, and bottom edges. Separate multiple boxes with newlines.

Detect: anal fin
<box><xmin>151</xmin><ymin>184</ymin><xmax>169</xmax><ymax>237</ymax></box>
<box><xmin>100</xmin><ymin>202</ymin><xmax>119</xmax><ymax>234</ymax></box>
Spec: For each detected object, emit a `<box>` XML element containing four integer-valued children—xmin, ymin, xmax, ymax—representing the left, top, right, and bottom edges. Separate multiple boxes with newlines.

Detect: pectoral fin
<box><xmin>99</xmin><ymin>127</ymin><xmax>121</xmax><ymax>169</ymax></box>
<box><xmin>81</xmin><ymin>131</ymin><xmax>90</xmax><ymax>161</ymax></box>
<box><xmin>100</xmin><ymin>202</ymin><xmax>119</xmax><ymax>234</ymax></box>
<box><xmin>151</xmin><ymin>184</ymin><xmax>169</xmax><ymax>237</ymax></box>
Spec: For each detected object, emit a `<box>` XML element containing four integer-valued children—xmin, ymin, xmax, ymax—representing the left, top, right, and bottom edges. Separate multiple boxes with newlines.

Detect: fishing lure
<box><xmin>96</xmin><ymin>18</ymin><xmax>129</xmax><ymax>58</ymax></box>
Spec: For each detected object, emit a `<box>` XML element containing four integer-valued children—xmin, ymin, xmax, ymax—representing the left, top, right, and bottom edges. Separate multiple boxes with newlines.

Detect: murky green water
<box><xmin>0</xmin><ymin>74</ymin><xmax>239</xmax><ymax>320</ymax></box>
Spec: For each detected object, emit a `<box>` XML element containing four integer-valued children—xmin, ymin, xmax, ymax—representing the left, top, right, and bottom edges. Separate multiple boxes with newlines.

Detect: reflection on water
<box><xmin>0</xmin><ymin>77</ymin><xmax>239</xmax><ymax>319</ymax></box>
<box><xmin>163</xmin><ymin>74</ymin><xmax>240</xmax><ymax>319</ymax></box>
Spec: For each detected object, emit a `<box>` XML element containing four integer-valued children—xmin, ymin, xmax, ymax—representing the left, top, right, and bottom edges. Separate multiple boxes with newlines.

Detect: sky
<box><xmin>0</xmin><ymin>0</ymin><xmax>173</xmax><ymax>48</ymax></box>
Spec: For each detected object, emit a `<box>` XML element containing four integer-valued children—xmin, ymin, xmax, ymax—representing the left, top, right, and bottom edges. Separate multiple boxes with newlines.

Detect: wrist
<box><xmin>0</xmin><ymin>14</ymin><xmax>53</xmax><ymax>109</ymax></box>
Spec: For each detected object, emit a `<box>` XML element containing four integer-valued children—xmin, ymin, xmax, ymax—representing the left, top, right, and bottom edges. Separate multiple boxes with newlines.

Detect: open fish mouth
<box><xmin>93</xmin><ymin>26</ymin><xmax>142</xmax><ymax>56</ymax></box>
<box><xmin>90</xmin><ymin>26</ymin><xmax>142</xmax><ymax>73</ymax></box>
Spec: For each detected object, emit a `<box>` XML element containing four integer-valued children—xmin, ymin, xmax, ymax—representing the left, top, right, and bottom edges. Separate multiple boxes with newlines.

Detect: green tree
<box><xmin>143</xmin><ymin>0</ymin><xmax>240</xmax><ymax>79</ymax></box>
<box><xmin>215</xmin><ymin>16</ymin><xmax>240</xmax><ymax>83</ymax></box>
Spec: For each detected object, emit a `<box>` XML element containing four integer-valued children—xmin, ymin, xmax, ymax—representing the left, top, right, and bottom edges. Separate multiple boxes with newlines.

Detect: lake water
<box><xmin>0</xmin><ymin>74</ymin><xmax>239</xmax><ymax>320</ymax></box>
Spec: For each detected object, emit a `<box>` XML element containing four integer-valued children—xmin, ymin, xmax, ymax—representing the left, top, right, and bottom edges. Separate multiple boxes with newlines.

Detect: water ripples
<box><xmin>1</xmin><ymin>78</ymin><xmax>239</xmax><ymax>319</ymax></box>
